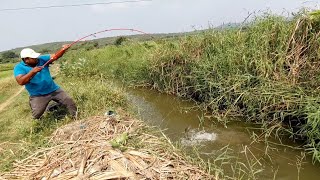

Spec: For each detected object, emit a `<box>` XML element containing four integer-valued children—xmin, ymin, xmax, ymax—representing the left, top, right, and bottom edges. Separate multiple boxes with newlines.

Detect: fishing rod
<box><xmin>41</xmin><ymin>28</ymin><xmax>149</xmax><ymax>68</ymax></box>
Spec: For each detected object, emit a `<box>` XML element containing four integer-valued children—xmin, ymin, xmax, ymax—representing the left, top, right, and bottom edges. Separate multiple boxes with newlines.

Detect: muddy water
<box><xmin>127</xmin><ymin>87</ymin><xmax>320</xmax><ymax>180</ymax></box>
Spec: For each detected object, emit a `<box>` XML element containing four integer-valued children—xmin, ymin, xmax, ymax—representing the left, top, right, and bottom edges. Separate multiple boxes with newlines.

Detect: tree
<box><xmin>39</xmin><ymin>48</ymin><xmax>50</xmax><ymax>54</ymax></box>
<box><xmin>2</xmin><ymin>51</ymin><xmax>18</xmax><ymax>59</ymax></box>
<box><xmin>93</xmin><ymin>42</ymin><xmax>99</xmax><ymax>48</ymax></box>
<box><xmin>114</xmin><ymin>36</ymin><xmax>127</xmax><ymax>46</ymax></box>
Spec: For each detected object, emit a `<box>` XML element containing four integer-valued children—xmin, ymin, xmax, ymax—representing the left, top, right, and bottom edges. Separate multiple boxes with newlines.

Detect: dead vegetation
<box><xmin>0</xmin><ymin>110</ymin><xmax>213</xmax><ymax>180</ymax></box>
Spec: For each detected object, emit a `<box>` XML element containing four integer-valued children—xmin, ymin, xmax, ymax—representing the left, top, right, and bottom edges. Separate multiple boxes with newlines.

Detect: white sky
<box><xmin>0</xmin><ymin>0</ymin><xmax>319</xmax><ymax>51</ymax></box>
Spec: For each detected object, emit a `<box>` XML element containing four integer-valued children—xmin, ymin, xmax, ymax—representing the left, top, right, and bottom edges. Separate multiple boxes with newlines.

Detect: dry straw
<box><xmin>0</xmin><ymin>110</ymin><xmax>213</xmax><ymax>179</ymax></box>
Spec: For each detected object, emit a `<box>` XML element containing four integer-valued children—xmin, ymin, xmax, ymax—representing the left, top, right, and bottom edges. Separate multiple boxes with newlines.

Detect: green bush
<box><xmin>114</xmin><ymin>36</ymin><xmax>127</xmax><ymax>46</ymax></box>
<box><xmin>1</xmin><ymin>51</ymin><xmax>18</xmax><ymax>59</ymax></box>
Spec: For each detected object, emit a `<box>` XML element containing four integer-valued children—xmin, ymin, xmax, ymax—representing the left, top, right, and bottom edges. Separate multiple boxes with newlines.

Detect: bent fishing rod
<box><xmin>41</xmin><ymin>28</ymin><xmax>149</xmax><ymax>68</ymax></box>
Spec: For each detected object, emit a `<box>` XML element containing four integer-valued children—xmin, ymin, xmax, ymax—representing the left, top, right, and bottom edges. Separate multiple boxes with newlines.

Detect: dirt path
<box><xmin>0</xmin><ymin>87</ymin><xmax>24</xmax><ymax>112</ymax></box>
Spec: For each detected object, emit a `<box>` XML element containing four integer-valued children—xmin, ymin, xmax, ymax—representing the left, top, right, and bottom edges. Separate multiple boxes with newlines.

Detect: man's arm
<box><xmin>15</xmin><ymin>67</ymin><xmax>43</xmax><ymax>85</ymax></box>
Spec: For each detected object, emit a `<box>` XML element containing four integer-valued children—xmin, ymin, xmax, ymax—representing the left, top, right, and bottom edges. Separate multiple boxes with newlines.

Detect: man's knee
<box><xmin>59</xmin><ymin>94</ymin><xmax>76</xmax><ymax>108</ymax></box>
<box><xmin>29</xmin><ymin>96</ymin><xmax>50</xmax><ymax>119</ymax></box>
<box><xmin>53</xmin><ymin>89</ymin><xmax>77</xmax><ymax>116</ymax></box>
<box><xmin>65</xmin><ymin>97</ymin><xmax>77</xmax><ymax>115</ymax></box>
<box><xmin>32</xmin><ymin>109</ymin><xmax>45</xmax><ymax>119</ymax></box>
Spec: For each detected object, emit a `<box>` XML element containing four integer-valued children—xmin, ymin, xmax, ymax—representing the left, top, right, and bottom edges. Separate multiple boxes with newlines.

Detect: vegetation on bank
<box><xmin>2</xmin><ymin>115</ymin><xmax>213</xmax><ymax>179</ymax></box>
<box><xmin>59</xmin><ymin>11</ymin><xmax>320</xmax><ymax>163</ymax></box>
<box><xmin>0</xmin><ymin>65</ymin><xmax>20</xmax><ymax>104</ymax></box>
<box><xmin>0</xmin><ymin>63</ymin><xmax>15</xmax><ymax>72</ymax></box>
<box><xmin>0</xmin><ymin>74</ymin><xmax>127</xmax><ymax>171</ymax></box>
<box><xmin>0</xmin><ymin>66</ymin><xmax>215</xmax><ymax>178</ymax></box>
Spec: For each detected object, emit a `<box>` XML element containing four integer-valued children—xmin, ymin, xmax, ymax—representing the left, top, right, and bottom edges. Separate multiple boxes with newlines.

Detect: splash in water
<box><xmin>181</xmin><ymin>130</ymin><xmax>217</xmax><ymax>146</ymax></box>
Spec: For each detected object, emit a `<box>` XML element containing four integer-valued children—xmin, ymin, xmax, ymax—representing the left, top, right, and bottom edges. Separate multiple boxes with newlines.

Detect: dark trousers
<box><xmin>29</xmin><ymin>88</ymin><xmax>77</xmax><ymax>119</ymax></box>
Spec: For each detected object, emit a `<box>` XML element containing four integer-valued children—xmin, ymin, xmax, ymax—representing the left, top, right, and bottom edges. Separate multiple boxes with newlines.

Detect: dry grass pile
<box><xmin>0</xmin><ymin>111</ymin><xmax>213</xmax><ymax>179</ymax></box>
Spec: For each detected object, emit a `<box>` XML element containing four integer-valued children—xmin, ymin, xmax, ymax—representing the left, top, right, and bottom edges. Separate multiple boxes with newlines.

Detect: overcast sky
<box><xmin>0</xmin><ymin>0</ymin><xmax>319</xmax><ymax>51</ymax></box>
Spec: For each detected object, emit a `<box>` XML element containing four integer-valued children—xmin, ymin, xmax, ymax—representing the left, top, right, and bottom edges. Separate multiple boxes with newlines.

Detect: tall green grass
<box><xmin>0</xmin><ymin>71</ymin><xmax>20</xmax><ymax>104</ymax></box>
<box><xmin>60</xmin><ymin>12</ymin><xmax>320</xmax><ymax>163</ymax></box>
<box><xmin>0</xmin><ymin>63</ymin><xmax>15</xmax><ymax>72</ymax></box>
<box><xmin>0</xmin><ymin>70</ymin><xmax>12</xmax><ymax>79</ymax></box>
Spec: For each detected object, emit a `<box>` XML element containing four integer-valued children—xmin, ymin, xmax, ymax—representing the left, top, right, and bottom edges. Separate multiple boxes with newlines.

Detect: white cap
<box><xmin>20</xmin><ymin>48</ymin><xmax>41</xmax><ymax>59</ymax></box>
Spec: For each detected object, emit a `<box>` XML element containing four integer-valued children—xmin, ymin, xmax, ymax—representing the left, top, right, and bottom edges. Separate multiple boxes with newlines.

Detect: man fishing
<box><xmin>13</xmin><ymin>45</ymin><xmax>77</xmax><ymax>119</ymax></box>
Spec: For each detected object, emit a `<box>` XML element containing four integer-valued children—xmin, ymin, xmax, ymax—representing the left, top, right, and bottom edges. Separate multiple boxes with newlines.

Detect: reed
<box><xmin>59</xmin><ymin>11</ymin><xmax>320</xmax><ymax>163</ymax></box>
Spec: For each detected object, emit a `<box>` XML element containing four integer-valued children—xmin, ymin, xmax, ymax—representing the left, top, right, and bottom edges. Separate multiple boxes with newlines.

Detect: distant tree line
<box><xmin>0</xmin><ymin>51</ymin><xmax>19</xmax><ymax>64</ymax></box>
<box><xmin>0</xmin><ymin>33</ymin><xmax>177</xmax><ymax>64</ymax></box>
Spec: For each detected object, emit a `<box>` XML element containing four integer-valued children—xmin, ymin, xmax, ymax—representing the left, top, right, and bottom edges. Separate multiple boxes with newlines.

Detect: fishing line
<box><xmin>0</xmin><ymin>0</ymin><xmax>152</xmax><ymax>12</ymax></box>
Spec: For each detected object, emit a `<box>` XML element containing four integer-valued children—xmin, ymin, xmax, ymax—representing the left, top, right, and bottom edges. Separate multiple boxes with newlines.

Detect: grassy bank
<box><xmin>0</xmin><ymin>65</ymin><xmax>20</xmax><ymax>104</ymax></box>
<box><xmin>0</xmin><ymin>70</ymin><xmax>216</xmax><ymax>178</ymax></box>
<box><xmin>0</xmin><ymin>75</ymin><xmax>19</xmax><ymax>104</ymax></box>
<box><xmin>60</xmin><ymin>12</ymin><xmax>320</xmax><ymax>163</ymax></box>
<box><xmin>0</xmin><ymin>75</ymin><xmax>127</xmax><ymax>171</ymax></box>
<box><xmin>0</xmin><ymin>63</ymin><xmax>15</xmax><ymax>72</ymax></box>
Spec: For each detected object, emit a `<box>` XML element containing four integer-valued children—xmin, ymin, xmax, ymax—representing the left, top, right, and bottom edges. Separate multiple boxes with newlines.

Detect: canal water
<box><xmin>127</xmin><ymin>87</ymin><xmax>320</xmax><ymax>180</ymax></box>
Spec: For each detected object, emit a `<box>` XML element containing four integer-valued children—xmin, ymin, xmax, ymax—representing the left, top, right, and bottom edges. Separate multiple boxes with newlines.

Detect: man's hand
<box><xmin>62</xmin><ymin>44</ymin><xmax>71</xmax><ymax>50</ymax></box>
<box><xmin>49</xmin><ymin>44</ymin><xmax>71</xmax><ymax>62</ymax></box>
<box><xmin>31</xmin><ymin>66</ymin><xmax>43</xmax><ymax>74</ymax></box>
